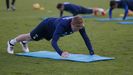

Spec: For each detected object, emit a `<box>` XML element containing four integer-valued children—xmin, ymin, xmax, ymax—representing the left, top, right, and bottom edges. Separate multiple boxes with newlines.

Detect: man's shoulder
<box><xmin>64</xmin><ymin>2</ymin><xmax>70</xmax><ymax>4</ymax></box>
<box><xmin>55</xmin><ymin>17</ymin><xmax>72</xmax><ymax>28</ymax></box>
<box><xmin>55</xmin><ymin>16</ymin><xmax>72</xmax><ymax>23</ymax></box>
<box><xmin>61</xmin><ymin>16</ymin><xmax>73</xmax><ymax>19</ymax></box>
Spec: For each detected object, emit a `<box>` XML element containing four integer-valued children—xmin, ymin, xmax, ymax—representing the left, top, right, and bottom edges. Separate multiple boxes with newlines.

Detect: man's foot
<box><xmin>20</xmin><ymin>41</ymin><xmax>29</xmax><ymax>53</ymax></box>
<box><xmin>7</xmin><ymin>8</ymin><xmax>11</xmax><ymax>11</ymax></box>
<box><xmin>11</xmin><ymin>5</ymin><xmax>16</xmax><ymax>11</ymax></box>
<box><xmin>7</xmin><ymin>41</ymin><xmax>14</xmax><ymax>54</ymax></box>
<box><xmin>94</xmin><ymin>8</ymin><xmax>106</xmax><ymax>16</ymax></box>
<box><xmin>101</xmin><ymin>11</ymin><xmax>106</xmax><ymax>16</ymax></box>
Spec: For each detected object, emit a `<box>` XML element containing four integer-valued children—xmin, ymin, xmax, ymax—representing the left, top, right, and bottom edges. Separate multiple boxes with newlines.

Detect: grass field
<box><xmin>0</xmin><ymin>0</ymin><xmax>133</xmax><ymax>75</ymax></box>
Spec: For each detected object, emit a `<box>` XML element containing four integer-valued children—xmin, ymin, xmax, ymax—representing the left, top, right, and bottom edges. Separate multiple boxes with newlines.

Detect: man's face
<box><xmin>71</xmin><ymin>22</ymin><xmax>84</xmax><ymax>32</ymax></box>
<box><xmin>59</xmin><ymin>5</ymin><xmax>64</xmax><ymax>11</ymax></box>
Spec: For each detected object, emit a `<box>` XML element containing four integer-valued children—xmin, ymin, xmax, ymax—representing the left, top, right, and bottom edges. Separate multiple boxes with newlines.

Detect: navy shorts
<box><xmin>30</xmin><ymin>18</ymin><xmax>52</xmax><ymax>41</ymax></box>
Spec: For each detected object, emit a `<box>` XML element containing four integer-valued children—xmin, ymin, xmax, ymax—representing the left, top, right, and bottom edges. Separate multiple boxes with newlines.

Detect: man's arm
<box><xmin>51</xmin><ymin>25</ymin><xmax>65</xmax><ymax>56</ymax></box>
<box><xmin>60</xmin><ymin>10</ymin><xmax>64</xmax><ymax>17</ymax></box>
<box><xmin>123</xmin><ymin>5</ymin><xmax>128</xmax><ymax>20</ymax></box>
<box><xmin>51</xmin><ymin>34</ymin><xmax>63</xmax><ymax>56</ymax></box>
<box><xmin>109</xmin><ymin>8</ymin><xmax>113</xmax><ymax>19</ymax></box>
<box><xmin>79</xmin><ymin>27</ymin><xmax>94</xmax><ymax>55</ymax></box>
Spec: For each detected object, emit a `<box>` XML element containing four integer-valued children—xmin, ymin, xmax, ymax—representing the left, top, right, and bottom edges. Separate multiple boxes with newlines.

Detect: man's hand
<box><xmin>61</xmin><ymin>51</ymin><xmax>69</xmax><ymax>58</ymax></box>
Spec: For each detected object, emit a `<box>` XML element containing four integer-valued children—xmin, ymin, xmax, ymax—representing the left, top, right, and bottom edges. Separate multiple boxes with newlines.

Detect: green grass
<box><xmin>0</xmin><ymin>0</ymin><xmax>133</xmax><ymax>75</ymax></box>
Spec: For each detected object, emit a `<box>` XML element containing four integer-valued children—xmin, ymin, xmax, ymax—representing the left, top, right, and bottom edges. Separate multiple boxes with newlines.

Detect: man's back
<box><xmin>64</xmin><ymin>3</ymin><xmax>81</xmax><ymax>14</ymax></box>
<box><xmin>39</xmin><ymin>17</ymin><xmax>73</xmax><ymax>40</ymax></box>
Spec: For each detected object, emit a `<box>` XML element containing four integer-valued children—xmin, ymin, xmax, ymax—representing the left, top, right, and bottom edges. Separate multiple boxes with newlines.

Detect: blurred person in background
<box><xmin>56</xmin><ymin>2</ymin><xmax>106</xmax><ymax>17</ymax></box>
<box><xmin>6</xmin><ymin>0</ymin><xmax>16</xmax><ymax>11</ymax></box>
<box><xmin>109</xmin><ymin>0</ymin><xmax>133</xmax><ymax>20</ymax></box>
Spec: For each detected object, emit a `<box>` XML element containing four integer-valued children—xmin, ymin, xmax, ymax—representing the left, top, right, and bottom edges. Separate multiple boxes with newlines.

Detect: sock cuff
<box><xmin>9</xmin><ymin>40</ymin><xmax>15</xmax><ymax>46</ymax></box>
<box><xmin>10</xmin><ymin>38</ymin><xmax>17</xmax><ymax>45</ymax></box>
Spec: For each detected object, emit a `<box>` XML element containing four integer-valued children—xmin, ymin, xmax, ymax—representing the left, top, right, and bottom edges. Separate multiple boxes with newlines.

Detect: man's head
<box><xmin>110</xmin><ymin>1</ymin><xmax>118</xmax><ymax>9</ymax></box>
<box><xmin>56</xmin><ymin>3</ymin><xmax>64</xmax><ymax>11</ymax></box>
<box><xmin>71</xmin><ymin>15</ymin><xmax>84</xmax><ymax>32</ymax></box>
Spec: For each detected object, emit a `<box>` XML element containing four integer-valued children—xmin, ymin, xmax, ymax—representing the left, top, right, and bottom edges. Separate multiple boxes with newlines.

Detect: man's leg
<box><xmin>80</xmin><ymin>7</ymin><xmax>93</xmax><ymax>14</ymax></box>
<box><xmin>11</xmin><ymin>0</ymin><xmax>15</xmax><ymax>5</ymax></box>
<box><xmin>11</xmin><ymin>0</ymin><xmax>16</xmax><ymax>11</ymax></box>
<box><xmin>80</xmin><ymin>7</ymin><xmax>106</xmax><ymax>16</ymax></box>
<box><xmin>6</xmin><ymin>0</ymin><xmax>10</xmax><ymax>10</ymax></box>
<box><xmin>7</xmin><ymin>33</ymin><xmax>31</xmax><ymax>54</ymax></box>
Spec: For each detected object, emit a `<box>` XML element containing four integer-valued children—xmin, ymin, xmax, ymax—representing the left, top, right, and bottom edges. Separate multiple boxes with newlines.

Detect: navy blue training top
<box><xmin>60</xmin><ymin>2</ymin><xmax>84</xmax><ymax>17</ymax></box>
<box><xmin>109</xmin><ymin>0</ymin><xmax>133</xmax><ymax>20</ymax></box>
<box><xmin>43</xmin><ymin>16</ymin><xmax>94</xmax><ymax>56</ymax></box>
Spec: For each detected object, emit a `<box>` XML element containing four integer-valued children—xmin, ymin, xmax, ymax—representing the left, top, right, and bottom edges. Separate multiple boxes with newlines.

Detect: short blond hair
<box><xmin>72</xmin><ymin>15</ymin><xmax>84</xmax><ymax>27</ymax></box>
